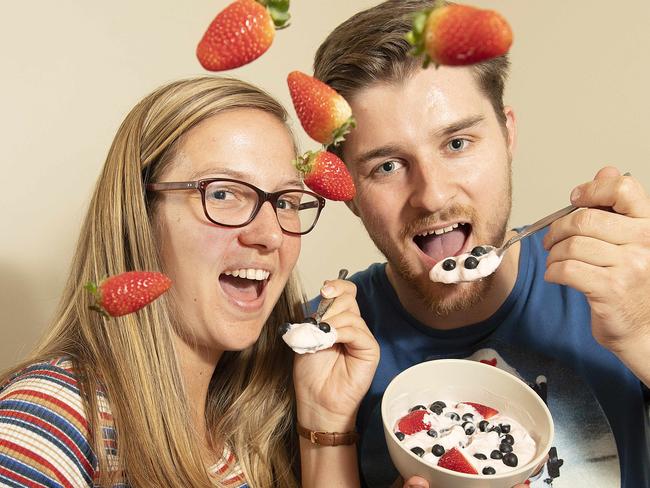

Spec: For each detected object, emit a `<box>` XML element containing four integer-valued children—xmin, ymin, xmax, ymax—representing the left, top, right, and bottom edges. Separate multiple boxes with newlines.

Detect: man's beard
<box><xmin>362</xmin><ymin>167</ymin><xmax>512</xmax><ymax>317</ymax></box>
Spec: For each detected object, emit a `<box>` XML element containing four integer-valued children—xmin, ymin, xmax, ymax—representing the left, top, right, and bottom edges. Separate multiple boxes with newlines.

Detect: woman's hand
<box><xmin>293</xmin><ymin>278</ymin><xmax>379</xmax><ymax>432</ymax></box>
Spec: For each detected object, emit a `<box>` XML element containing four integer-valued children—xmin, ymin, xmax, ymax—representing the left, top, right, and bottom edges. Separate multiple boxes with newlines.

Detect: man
<box><xmin>311</xmin><ymin>1</ymin><xmax>650</xmax><ymax>486</ymax></box>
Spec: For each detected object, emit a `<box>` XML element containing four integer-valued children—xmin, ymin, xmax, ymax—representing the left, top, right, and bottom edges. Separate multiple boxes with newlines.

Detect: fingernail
<box><xmin>321</xmin><ymin>285</ymin><xmax>335</xmax><ymax>298</ymax></box>
<box><xmin>570</xmin><ymin>187</ymin><xmax>581</xmax><ymax>203</ymax></box>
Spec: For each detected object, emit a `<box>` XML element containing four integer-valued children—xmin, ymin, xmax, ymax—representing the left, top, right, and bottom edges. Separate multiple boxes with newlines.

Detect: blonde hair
<box><xmin>2</xmin><ymin>76</ymin><xmax>303</xmax><ymax>487</ymax></box>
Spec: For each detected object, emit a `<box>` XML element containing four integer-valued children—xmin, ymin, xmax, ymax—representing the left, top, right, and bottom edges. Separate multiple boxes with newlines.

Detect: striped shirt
<box><xmin>0</xmin><ymin>358</ymin><xmax>248</xmax><ymax>487</ymax></box>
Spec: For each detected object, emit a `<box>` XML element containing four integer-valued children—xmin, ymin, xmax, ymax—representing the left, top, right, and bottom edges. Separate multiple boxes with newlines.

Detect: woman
<box><xmin>0</xmin><ymin>76</ymin><xmax>379</xmax><ymax>487</ymax></box>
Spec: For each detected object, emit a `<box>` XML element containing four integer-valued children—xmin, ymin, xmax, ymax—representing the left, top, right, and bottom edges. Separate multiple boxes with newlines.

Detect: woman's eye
<box><xmin>447</xmin><ymin>138</ymin><xmax>469</xmax><ymax>152</ymax></box>
<box><xmin>209</xmin><ymin>190</ymin><xmax>228</xmax><ymax>200</ymax></box>
<box><xmin>374</xmin><ymin>160</ymin><xmax>403</xmax><ymax>175</ymax></box>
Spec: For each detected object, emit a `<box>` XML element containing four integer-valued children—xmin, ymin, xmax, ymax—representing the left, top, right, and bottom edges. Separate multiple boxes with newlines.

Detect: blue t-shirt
<box><xmin>320</xmin><ymin>230</ymin><xmax>649</xmax><ymax>488</ymax></box>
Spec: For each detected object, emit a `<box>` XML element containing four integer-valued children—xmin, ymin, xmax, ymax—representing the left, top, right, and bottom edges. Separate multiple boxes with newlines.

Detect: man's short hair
<box><xmin>313</xmin><ymin>0</ymin><xmax>510</xmax><ymax>155</ymax></box>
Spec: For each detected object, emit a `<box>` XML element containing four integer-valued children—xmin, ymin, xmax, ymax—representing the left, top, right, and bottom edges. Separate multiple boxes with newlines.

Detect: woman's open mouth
<box><xmin>413</xmin><ymin>222</ymin><xmax>472</xmax><ymax>264</ymax></box>
<box><xmin>219</xmin><ymin>268</ymin><xmax>270</xmax><ymax>304</ymax></box>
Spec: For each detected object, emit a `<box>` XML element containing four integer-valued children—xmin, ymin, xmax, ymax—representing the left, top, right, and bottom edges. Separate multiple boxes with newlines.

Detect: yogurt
<box><xmin>280</xmin><ymin>320</ymin><xmax>337</xmax><ymax>354</ymax></box>
<box><xmin>429</xmin><ymin>245</ymin><xmax>502</xmax><ymax>284</ymax></box>
<box><xmin>393</xmin><ymin>400</ymin><xmax>536</xmax><ymax>475</ymax></box>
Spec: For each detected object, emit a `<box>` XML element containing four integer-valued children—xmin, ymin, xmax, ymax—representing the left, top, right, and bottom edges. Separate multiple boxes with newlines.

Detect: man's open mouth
<box><xmin>413</xmin><ymin>222</ymin><xmax>471</xmax><ymax>263</ymax></box>
<box><xmin>219</xmin><ymin>268</ymin><xmax>270</xmax><ymax>303</ymax></box>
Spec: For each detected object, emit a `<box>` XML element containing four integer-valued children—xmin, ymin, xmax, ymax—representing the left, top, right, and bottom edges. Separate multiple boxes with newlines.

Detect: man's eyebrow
<box><xmin>352</xmin><ymin>145</ymin><xmax>404</xmax><ymax>167</ymax></box>
<box><xmin>436</xmin><ymin>115</ymin><xmax>485</xmax><ymax>137</ymax></box>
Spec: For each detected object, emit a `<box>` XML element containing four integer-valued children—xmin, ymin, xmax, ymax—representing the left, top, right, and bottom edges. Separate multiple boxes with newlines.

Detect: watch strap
<box><xmin>297</xmin><ymin>423</ymin><xmax>359</xmax><ymax>446</ymax></box>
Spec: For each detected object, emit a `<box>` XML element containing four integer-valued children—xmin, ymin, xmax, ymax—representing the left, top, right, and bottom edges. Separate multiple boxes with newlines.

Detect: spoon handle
<box><xmin>500</xmin><ymin>204</ymin><xmax>578</xmax><ymax>254</ymax></box>
<box><xmin>313</xmin><ymin>269</ymin><xmax>349</xmax><ymax>323</ymax></box>
<box><xmin>499</xmin><ymin>171</ymin><xmax>632</xmax><ymax>255</ymax></box>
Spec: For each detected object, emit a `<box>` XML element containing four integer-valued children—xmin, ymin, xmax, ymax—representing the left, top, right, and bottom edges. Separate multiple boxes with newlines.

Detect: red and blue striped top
<box><xmin>0</xmin><ymin>358</ymin><xmax>248</xmax><ymax>487</ymax></box>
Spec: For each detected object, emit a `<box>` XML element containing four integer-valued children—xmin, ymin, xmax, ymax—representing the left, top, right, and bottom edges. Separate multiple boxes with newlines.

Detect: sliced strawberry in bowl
<box><xmin>396</xmin><ymin>409</ymin><xmax>431</xmax><ymax>435</ymax></box>
<box><xmin>437</xmin><ymin>447</ymin><xmax>478</xmax><ymax>475</ymax></box>
<box><xmin>462</xmin><ymin>401</ymin><xmax>499</xmax><ymax>419</ymax></box>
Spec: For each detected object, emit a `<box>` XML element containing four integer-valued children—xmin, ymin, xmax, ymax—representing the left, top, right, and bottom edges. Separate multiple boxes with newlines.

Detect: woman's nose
<box><xmin>238</xmin><ymin>201</ymin><xmax>284</xmax><ymax>250</ymax></box>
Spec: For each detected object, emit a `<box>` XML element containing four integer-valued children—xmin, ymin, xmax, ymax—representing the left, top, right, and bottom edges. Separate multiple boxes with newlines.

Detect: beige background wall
<box><xmin>1</xmin><ymin>1</ymin><xmax>649</xmax><ymax>370</ymax></box>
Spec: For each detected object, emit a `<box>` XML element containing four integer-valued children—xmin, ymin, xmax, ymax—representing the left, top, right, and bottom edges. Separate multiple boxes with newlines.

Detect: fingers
<box><xmin>544</xmin><ymin>258</ymin><xmax>609</xmax><ymax>298</ymax></box>
<box><xmin>569</xmin><ymin>170</ymin><xmax>650</xmax><ymax>218</ymax></box>
<box><xmin>543</xmin><ymin>207</ymin><xmax>650</xmax><ymax>250</ymax></box>
<box><xmin>546</xmin><ymin>235</ymin><xmax>619</xmax><ymax>268</ymax></box>
<box><xmin>317</xmin><ymin>279</ymin><xmax>360</xmax><ymax>320</ymax></box>
<box><xmin>325</xmin><ymin>311</ymin><xmax>378</xmax><ymax>359</ymax></box>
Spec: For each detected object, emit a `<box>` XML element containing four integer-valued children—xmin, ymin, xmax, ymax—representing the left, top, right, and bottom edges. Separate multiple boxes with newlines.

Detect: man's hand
<box><xmin>544</xmin><ymin>166</ymin><xmax>650</xmax><ymax>385</ymax></box>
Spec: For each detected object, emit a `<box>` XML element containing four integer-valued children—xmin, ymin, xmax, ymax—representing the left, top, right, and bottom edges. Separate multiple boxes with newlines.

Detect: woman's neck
<box><xmin>173</xmin><ymin>335</ymin><xmax>222</xmax><ymax>449</ymax></box>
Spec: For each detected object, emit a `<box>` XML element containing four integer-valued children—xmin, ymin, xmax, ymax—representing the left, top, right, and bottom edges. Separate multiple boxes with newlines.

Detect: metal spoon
<box><xmin>496</xmin><ymin>204</ymin><xmax>578</xmax><ymax>257</ymax></box>
<box><xmin>312</xmin><ymin>268</ymin><xmax>349</xmax><ymax>322</ymax></box>
<box><xmin>496</xmin><ymin>171</ymin><xmax>632</xmax><ymax>258</ymax></box>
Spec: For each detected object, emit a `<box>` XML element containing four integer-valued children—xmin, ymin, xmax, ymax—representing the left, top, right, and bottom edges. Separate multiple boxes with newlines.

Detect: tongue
<box><xmin>419</xmin><ymin>228</ymin><xmax>466</xmax><ymax>262</ymax></box>
<box><xmin>219</xmin><ymin>275</ymin><xmax>260</xmax><ymax>302</ymax></box>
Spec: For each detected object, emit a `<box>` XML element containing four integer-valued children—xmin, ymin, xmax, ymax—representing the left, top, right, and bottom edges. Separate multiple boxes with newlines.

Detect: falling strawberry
<box><xmin>406</xmin><ymin>2</ymin><xmax>513</xmax><ymax>67</ymax></box>
<box><xmin>462</xmin><ymin>402</ymin><xmax>499</xmax><ymax>419</ymax></box>
<box><xmin>197</xmin><ymin>0</ymin><xmax>290</xmax><ymax>71</ymax></box>
<box><xmin>396</xmin><ymin>409</ymin><xmax>431</xmax><ymax>435</ymax></box>
<box><xmin>437</xmin><ymin>447</ymin><xmax>478</xmax><ymax>474</ymax></box>
<box><xmin>295</xmin><ymin>150</ymin><xmax>356</xmax><ymax>201</ymax></box>
<box><xmin>85</xmin><ymin>271</ymin><xmax>172</xmax><ymax>317</ymax></box>
<box><xmin>287</xmin><ymin>71</ymin><xmax>356</xmax><ymax>146</ymax></box>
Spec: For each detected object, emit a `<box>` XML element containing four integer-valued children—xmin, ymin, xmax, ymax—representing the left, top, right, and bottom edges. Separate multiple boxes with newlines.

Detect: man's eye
<box><xmin>448</xmin><ymin>138</ymin><xmax>469</xmax><ymax>152</ymax></box>
<box><xmin>374</xmin><ymin>160</ymin><xmax>403</xmax><ymax>175</ymax></box>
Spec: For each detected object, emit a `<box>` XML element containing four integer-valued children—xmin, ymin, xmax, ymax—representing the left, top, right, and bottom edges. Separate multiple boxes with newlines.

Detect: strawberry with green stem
<box><xmin>295</xmin><ymin>150</ymin><xmax>355</xmax><ymax>202</ymax></box>
<box><xmin>406</xmin><ymin>1</ymin><xmax>513</xmax><ymax>68</ymax></box>
<box><xmin>287</xmin><ymin>70</ymin><xmax>356</xmax><ymax>147</ymax></box>
<box><xmin>197</xmin><ymin>0</ymin><xmax>291</xmax><ymax>72</ymax></box>
<box><xmin>85</xmin><ymin>271</ymin><xmax>172</xmax><ymax>318</ymax></box>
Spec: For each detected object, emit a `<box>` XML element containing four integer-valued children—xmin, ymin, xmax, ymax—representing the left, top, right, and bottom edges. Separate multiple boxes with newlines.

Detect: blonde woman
<box><xmin>0</xmin><ymin>77</ymin><xmax>379</xmax><ymax>487</ymax></box>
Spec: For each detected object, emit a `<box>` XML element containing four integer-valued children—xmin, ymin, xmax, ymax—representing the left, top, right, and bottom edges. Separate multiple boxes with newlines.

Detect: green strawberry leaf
<box><xmin>330</xmin><ymin>116</ymin><xmax>357</xmax><ymax>147</ymax></box>
<box><xmin>261</xmin><ymin>0</ymin><xmax>291</xmax><ymax>29</ymax></box>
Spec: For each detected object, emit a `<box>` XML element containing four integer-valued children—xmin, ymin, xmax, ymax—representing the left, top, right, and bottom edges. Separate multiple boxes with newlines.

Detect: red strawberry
<box><xmin>406</xmin><ymin>3</ymin><xmax>513</xmax><ymax>67</ymax></box>
<box><xmin>287</xmin><ymin>71</ymin><xmax>356</xmax><ymax>146</ymax></box>
<box><xmin>295</xmin><ymin>150</ymin><xmax>356</xmax><ymax>201</ymax></box>
<box><xmin>85</xmin><ymin>271</ymin><xmax>172</xmax><ymax>317</ymax></box>
<box><xmin>197</xmin><ymin>0</ymin><xmax>290</xmax><ymax>71</ymax></box>
<box><xmin>437</xmin><ymin>447</ymin><xmax>478</xmax><ymax>474</ymax></box>
<box><xmin>396</xmin><ymin>409</ymin><xmax>431</xmax><ymax>435</ymax></box>
<box><xmin>462</xmin><ymin>402</ymin><xmax>499</xmax><ymax>419</ymax></box>
<box><xmin>480</xmin><ymin>358</ymin><xmax>497</xmax><ymax>367</ymax></box>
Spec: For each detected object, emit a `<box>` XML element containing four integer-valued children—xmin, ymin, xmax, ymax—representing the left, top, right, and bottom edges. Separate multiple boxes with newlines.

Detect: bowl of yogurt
<box><xmin>381</xmin><ymin>359</ymin><xmax>553</xmax><ymax>488</ymax></box>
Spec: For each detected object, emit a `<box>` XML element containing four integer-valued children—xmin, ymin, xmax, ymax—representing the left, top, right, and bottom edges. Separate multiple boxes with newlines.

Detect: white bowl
<box><xmin>381</xmin><ymin>359</ymin><xmax>554</xmax><ymax>488</ymax></box>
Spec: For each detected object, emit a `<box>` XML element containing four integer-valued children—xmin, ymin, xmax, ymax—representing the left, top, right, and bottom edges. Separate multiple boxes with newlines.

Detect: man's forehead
<box><xmin>344</xmin><ymin>68</ymin><xmax>489</xmax><ymax>160</ymax></box>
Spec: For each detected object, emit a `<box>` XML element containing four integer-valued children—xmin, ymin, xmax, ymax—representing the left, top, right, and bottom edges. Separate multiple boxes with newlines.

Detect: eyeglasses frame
<box><xmin>146</xmin><ymin>178</ymin><xmax>326</xmax><ymax>235</ymax></box>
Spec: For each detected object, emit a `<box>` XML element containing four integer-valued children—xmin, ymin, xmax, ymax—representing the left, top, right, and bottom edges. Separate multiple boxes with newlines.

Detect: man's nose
<box><xmin>407</xmin><ymin>163</ymin><xmax>455</xmax><ymax>212</ymax></box>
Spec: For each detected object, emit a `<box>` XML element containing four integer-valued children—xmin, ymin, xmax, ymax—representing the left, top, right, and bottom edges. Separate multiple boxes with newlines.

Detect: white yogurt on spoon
<box><xmin>429</xmin><ymin>245</ymin><xmax>503</xmax><ymax>284</ymax></box>
<box><xmin>280</xmin><ymin>320</ymin><xmax>337</xmax><ymax>354</ymax></box>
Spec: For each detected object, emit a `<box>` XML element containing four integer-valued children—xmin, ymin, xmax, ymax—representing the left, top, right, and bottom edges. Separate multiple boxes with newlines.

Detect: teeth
<box><xmin>223</xmin><ymin>268</ymin><xmax>270</xmax><ymax>281</ymax></box>
<box><xmin>418</xmin><ymin>222</ymin><xmax>464</xmax><ymax>237</ymax></box>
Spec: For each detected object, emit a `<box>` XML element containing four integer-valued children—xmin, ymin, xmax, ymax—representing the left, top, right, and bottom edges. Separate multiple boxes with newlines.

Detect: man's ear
<box><xmin>503</xmin><ymin>105</ymin><xmax>517</xmax><ymax>154</ymax></box>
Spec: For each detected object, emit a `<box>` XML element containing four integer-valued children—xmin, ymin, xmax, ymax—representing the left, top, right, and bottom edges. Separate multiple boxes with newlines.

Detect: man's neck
<box><xmin>386</xmin><ymin>231</ymin><xmax>521</xmax><ymax>330</ymax></box>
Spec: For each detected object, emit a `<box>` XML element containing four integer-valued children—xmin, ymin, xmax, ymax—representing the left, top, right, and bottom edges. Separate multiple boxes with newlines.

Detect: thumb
<box><xmin>594</xmin><ymin>165</ymin><xmax>621</xmax><ymax>180</ymax></box>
